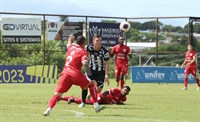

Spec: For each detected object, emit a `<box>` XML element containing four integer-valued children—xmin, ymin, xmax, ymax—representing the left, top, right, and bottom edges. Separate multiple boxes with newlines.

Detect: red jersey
<box><xmin>112</xmin><ymin>44</ymin><xmax>131</xmax><ymax>66</ymax></box>
<box><xmin>185</xmin><ymin>50</ymin><xmax>197</xmax><ymax>67</ymax></box>
<box><xmin>61</xmin><ymin>44</ymin><xmax>88</xmax><ymax>76</ymax></box>
<box><xmin>99</xmin><ymin>88</ymin><xmax>127</xmax><ymax>104</ymax></box>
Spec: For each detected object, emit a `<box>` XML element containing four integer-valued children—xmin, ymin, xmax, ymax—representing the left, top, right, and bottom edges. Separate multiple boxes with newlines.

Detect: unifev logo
<box><xmin>170</xmin><ymin>70</ymin><xmax>194</xmax><ymax>80</ymax></box>
<box><xmin>136</xmin><ymin>70</ymin><xmax>165</xmax><ymax>80</ymax></box>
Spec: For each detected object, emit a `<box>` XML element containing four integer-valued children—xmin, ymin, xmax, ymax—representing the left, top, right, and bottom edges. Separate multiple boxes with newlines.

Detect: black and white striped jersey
<box><xmin>85</xmin><ymin>44</ymin><xmax>110</xmax><ymax>71</ymax></box>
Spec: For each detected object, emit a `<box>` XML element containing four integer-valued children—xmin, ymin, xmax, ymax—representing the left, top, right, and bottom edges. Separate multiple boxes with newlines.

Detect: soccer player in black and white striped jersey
<box><xmin>79</xmin><ymin>34</ymin><xmax>110</xmax><ymax>108</ymax></box>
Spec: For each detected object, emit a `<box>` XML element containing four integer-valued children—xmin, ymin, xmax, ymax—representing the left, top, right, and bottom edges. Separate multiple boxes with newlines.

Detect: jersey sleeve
<box><xmin>104</xmin><ymin>51</ymin><xmax>110</xmax><ymax>61</ymax></box>
<box><xmin>193</xmin><ymin>51</ymin><xmax>197</xmax><ymax>56</ymax></box>
<box><xmin>109</xmin><ymin>88</ymin><xmax>118</xmax><ymax>95</ymax></box>
<box><xmin>81</xmin><ymin>50</ymin><xmax>89</xmax><ymax>63</ymax></box>
<box><xmin>111</xmin><ymin>46</ymin><xmax>116</xmax><ymax>54</ymax></box>
<box><xmin>127</xmin><ymin>46</ymin><xmax>131</xmax><ymax>53</ymax></box>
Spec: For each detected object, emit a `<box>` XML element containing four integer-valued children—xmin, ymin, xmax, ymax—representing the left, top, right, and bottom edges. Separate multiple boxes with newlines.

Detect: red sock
<box><xmin>60</xmin><ymin>96</ymin><xmax>71</xmax><ymax>101</ymax></box>
<box><xmin>85</xmin><ymin>99</ymin><xmax>93</xmax><ymax>104</ymax></box>
<box><xmin>88</xmin><ymin>83</ymin><xmax>98</xmax><ymax>103</ymax></box>
<box><xmin>195</xmin><ymin>78</ymin><xmax>200</xmax><ymax>87</ymax></box>
<box><xmin>48</xmin><ymin>95</ymin><xmax>61</xmax><ymax>109</ymax></box>
<box><xmin>120</xmin><ymin>80</ymin><xmax>125</xmax><ymax>89</ymax></box>
<box><xmin>74</xmin><ymin>98</ymin><xmax>82</xmax><ymax>104</ymax></box>
<box><xmin>184</xmin><ymin>78</ymin><xmax>188</xmax><ymax>88</ymax></box>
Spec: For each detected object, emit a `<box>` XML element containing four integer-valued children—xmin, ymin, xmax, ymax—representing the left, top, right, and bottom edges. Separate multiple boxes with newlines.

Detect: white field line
<box><xmin>0</xmin><ymin>105</ymin><xmax>192</xmax><ymax>122</ymax></box>
<box><xmin>0</xmin><ymin>105</ymin><xmax>84</xmax><ymax>117</ymax></box>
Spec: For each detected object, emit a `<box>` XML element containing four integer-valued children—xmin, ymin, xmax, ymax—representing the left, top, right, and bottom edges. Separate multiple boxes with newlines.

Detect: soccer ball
<box><xmin>119</xmin><ymin>21</ymin><xmax>131</xmax><ymax>32</ymax></box>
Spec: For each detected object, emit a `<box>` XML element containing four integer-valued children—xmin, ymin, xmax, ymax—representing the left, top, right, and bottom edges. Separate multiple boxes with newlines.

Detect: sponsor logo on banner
<box><xmin>169</xmin><ymin>70</ymin><xmax>194</xmax><ymax>80</ymax></box>
<box><xmin>131</xmin><ymin>66</ymin><xmax>196</xmax><ymax>83</ymax></box>
<box><xmin>0</xmin><ymin>65</ymin><xmax>58</xmax><ymax>84</ymax></box>
<box><xmin>136</xmin><ymin>70</ymin><xmax>165</xmax><ymax>80</ymax></box>
<box><xmin>46</xmin><ymin>21</ymin><xmax>63</xmax><ymax>40</ymax></box>
<box><xmin>2</xmin><ymin>18</ymin><xmax>41</xmax><ymax>43</ymax></box>
<box><xmin>47</xmin><ymin>22</ymin><xmax>83</xmax><ymax>41</ymax></box>
<box><xmin>89</xmin><ymin>22</ymin><xmax>123</xmax><ymax>46</ymax></box>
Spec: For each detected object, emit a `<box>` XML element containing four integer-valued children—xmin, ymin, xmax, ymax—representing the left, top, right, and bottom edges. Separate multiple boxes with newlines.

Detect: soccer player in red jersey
<box><xmin>63</xmin><ymin>86</ymin><xmax>131</xmax><ymax>105</ymax></box>
<box><xmin>110</xmin><ymin>37</ymin><xmax>132</xmax><ymax>89</ymax></box>
<box><xmin>180</xmin><ymin>44</ymin><xmax>200</xmax><ymax>90</ymax></box>
<box><xmin>42</xmin><ymin>34</ymin><xmax>106</xmax><ymax>116</ymax></box>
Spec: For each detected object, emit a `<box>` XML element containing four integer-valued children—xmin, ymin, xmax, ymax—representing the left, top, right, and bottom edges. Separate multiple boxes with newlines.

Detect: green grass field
<box><xmin>0</xmin><ymin>79</ymin><xmax>200</xmax><ymax>122</ymax></box>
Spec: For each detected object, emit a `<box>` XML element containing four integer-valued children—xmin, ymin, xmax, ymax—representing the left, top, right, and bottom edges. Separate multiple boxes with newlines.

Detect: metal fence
<box><xmin>0</xmin><ymin>12</ymin><xmax>199</xmax><ymax>69</ymax></box>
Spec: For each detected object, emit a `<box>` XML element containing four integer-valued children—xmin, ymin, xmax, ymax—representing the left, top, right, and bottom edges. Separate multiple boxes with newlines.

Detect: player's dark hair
<box><xmin>124</xmin><ymin>86</ymin><xmax>131</xmax><ymax>91</ymax></box>
<box><xmin>76</xmin><ymin>35</ymin><xmax>86</xmax><ymax>45</ymax></box>
<box><xmin>93</xmin><ymin>34</ymin><xmax>101</xmax><ymax>39</ymax></box>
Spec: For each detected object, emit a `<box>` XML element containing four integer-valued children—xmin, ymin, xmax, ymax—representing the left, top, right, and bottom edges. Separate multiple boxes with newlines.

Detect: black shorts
<box><xmin>91</xmin><ymin>69</ymin><xmax>105</xmax><ymax>88</ymax></box>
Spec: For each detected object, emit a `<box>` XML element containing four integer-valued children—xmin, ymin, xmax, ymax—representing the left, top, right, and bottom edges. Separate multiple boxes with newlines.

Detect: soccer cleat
<box><xmin>95</xmin><ymin>105</ymin><xmax>107</xmax><ymax>113</ymax></box>
<box><xmin>68</xmin><ymin>98</ymin><xmax>75</xmax><ymax>104</ymax></box>
<box><xmin>181</xmin><ymin>87</ymin><xmax>187</xmax><ymax>90</ymax></box>
<box><xmin>197</xmin><ymin>87</ymin><xmax>200</xmax><ymax>90</ymax></box>
<box><xmin>78</xmin><ymin>102</ymin><xmax>85</xmax><ymax>108</ymax></box>
<box><xmin>42</xmin><ymin>109</ymin><xmax>51</xmax><ymax>116</ymax></box>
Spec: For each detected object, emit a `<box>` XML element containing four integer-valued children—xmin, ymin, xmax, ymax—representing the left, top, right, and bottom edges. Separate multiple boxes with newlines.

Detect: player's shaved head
<box><xmin>76</xmin><ymin>35</ymin><xmax>86</xmax><ymax>45</ymax></box>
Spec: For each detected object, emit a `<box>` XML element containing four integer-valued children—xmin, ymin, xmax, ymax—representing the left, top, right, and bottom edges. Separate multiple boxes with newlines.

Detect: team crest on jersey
<box><xmin>123</xmin><ymin>49</ymin><xmax>126</xmax><ymax>52</ymax></box>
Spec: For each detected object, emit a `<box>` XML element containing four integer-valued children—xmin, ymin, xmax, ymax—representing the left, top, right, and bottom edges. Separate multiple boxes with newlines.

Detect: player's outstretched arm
<box><xmin>66</xmin><ymin>34</ymin><xmax>75</xmax><ymax>48</ymax></box>
<box><xmin>181</xmin><ymin>59</ymin><xmax>187</xmax><ymax>68</ymax></box>
<box><xmin>128</xmin><ymin>49</ymin><xmax>132</xmax><ymax>59</ymax></box>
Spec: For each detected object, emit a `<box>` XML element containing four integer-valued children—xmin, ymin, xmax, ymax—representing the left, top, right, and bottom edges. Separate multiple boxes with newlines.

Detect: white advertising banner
<box><xmin>47</xmin><ymin>21</ymin><xmax>83</xmax><ymax>41</ymax></box>
<box><xmin>46</xmin><ymin>21</ymin><xmax>64</xmax><ymax>40</ymax></box>
<box><xmin>2</xmin><ymin>18</ymin><xmax>41</xmax><ymax>43</ymax></box>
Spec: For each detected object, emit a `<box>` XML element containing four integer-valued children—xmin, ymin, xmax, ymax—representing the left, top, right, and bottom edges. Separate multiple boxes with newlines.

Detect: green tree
<box><xmin>162</xmin><ymin>24</ymin><xmax>174</xmax><ymax>32</ymax></box>
<box><xmin>129</xmin><ymin>21</ymin><xmax>142</xmax><ymax>30</ymax></box>
<box><xmin>141</xmin><ymin>20</ymin><xmax>162</xmax><ymax>30</ymax></box>
<box><xmin>59</xmin><ymin>16</ymin><xmax>69</xmax><ymax>22</ymax></box>
<box><xmin>193</xmin><ymin>23</ymin><xmax>200</xmax><ymax>33</ymax></box>
<box><xmin>101</xmin><ymin>20</ymin><xmax>117</xmax><ymax>23</ymax></box>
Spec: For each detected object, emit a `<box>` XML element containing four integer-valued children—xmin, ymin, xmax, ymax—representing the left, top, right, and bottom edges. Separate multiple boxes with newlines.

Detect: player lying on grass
<box><xmin>61</xmin><ymin>86</ymin><xmax>131</xmax><ymax>105</ymax></box>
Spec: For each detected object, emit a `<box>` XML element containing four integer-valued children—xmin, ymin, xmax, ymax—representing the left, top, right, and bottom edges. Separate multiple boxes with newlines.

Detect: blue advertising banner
<box><xmin>0</xmin><ymin>65</ymin><xmax>58</xmax><ymax>84</ymax></box>
<box><xmin>89</xmin><ymin>22</ymin><xmax>123</xmax><ymax>47</ymax></box>
<box><xmin>131</xmin><ymin>66</ymin><xmax>196</xmax><ymax>83</ymax></box>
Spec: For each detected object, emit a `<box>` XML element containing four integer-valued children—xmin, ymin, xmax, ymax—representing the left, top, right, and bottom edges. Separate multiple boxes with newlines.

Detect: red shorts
<box><xmin>55</xmin><ymin>72</ymin><xmax>89</xmax><ymax>93</ymax></box>
<box><xmin>115</xmin><ymin>64</ymin><xmax>128</xmax><ymax>77</ymax></box>
<box><xmin>184</xmin><ymin>66</ymin><xmax>197</xmax><ymax>77</ymax></box>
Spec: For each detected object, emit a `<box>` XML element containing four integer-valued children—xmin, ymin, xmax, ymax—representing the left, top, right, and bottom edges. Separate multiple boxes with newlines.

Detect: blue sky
<box><xmin>0</xmin><ymin>0</ymin><xmax>200</xmax><ymax>27</ymax></box>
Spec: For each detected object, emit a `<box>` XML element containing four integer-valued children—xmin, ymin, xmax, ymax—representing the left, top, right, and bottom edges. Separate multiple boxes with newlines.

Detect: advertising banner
<box><xmin>0</xmin><ymin>65</ymin><xmax>58</xmax><ymax>84</ymax></box>
<box><xmin>47</xmin><ymin>22</ymin><xmax>83</xmax><ymax>41</ymax></box>
<box><xmin>89</xmin><ymin>22</ymin><xmax>123</xmax><ymax>46</ymax></box>
<box><xmin>2</xmin><ymin>18</ymin><xmax>41</xmax><ymax>43</ymax></box>
<box><xmin>131</xmin><ymin>66</ymin><xmax>196</xmax><ymax>83</ymax></box>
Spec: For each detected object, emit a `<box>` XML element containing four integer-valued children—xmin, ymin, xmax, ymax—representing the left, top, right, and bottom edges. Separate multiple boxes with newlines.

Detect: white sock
<box><xmin>94</xmin><ymin>102</ymin><xmax>99</xmax><ymax>108</ymax></box>
<box><xmin>47</xmin><ymin>107</ymin><xmax>51</xmax><ymax>111</ymax></box>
